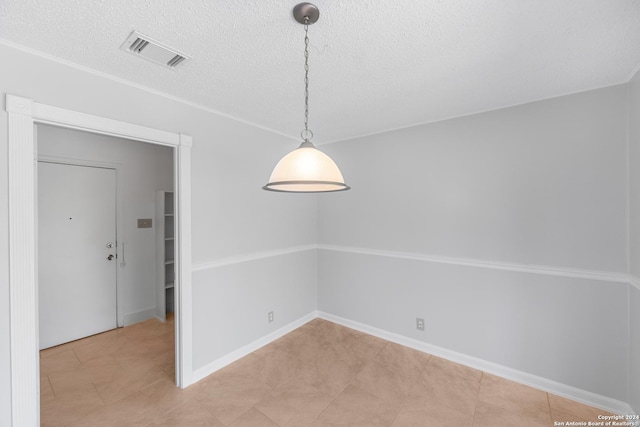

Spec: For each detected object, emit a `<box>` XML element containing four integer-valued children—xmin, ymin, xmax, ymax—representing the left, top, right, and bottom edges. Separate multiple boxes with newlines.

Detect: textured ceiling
<box><xmin>1</xmin><ymin>0</ymin><xmax>639</xmax><ymax>143</ymax></box>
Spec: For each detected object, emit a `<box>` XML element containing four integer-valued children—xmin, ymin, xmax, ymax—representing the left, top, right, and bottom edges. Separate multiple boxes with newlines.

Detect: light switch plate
<box><xmin>138</xmin><ymin>218</ymin><xmax>152</xmax><ymax>228</ymax></box>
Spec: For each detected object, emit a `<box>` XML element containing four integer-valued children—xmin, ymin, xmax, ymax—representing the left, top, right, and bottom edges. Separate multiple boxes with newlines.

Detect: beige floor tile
<box><xmin>94</xmin><ymin>363</ymin><xmax>169</xmax><ymax>405</ymax></box>
<box><xmin>41</xmin><ymin>386</ymin><xmax>105</xmax><ymax>427</ymax></box>
<box><xmin>138</xmin><ymin>334</ymin><xmax>174</xmax><ymax>354</ymax></box>
<box><xmin>40</xmin><ymin>316</ymin><xmax>610</xmax><ymax>427</ymax></box>
<box><xmin>478</xmin><ymin>373</ymin><xmax>551</xmax><ymax>422</ymax></box>
<box><xmin>73</xmin><ymin>327</ymin><xmax>125</xmax><ymax>349</ymax></box>
<box><xmin>252</xmin><ymin>344</ymin><xmax>278</xmax><ymax>358</ymax></box>
<box><xmin>314</xmin><ymin>320</ymin><xmax>357</xmax><ymax>344</ymax></box>
<box><xmin>122</xmin><ymin>319</ymin><xmax>168</xmax><ymax>340</ymax></box>
<box><xmin>375</xmin><ymin>342</ymin><xmax>431</xmax><ymax>374</ymax></box>
<box><xmin>40</xmin><ymin>340</ymin><xmax>78</xmax><ymax>359</ymax></box>
<box><xmin>137</xmin><ymin>375</ymin><xmax>188</xmax><ymax>409</ymax></box>
<box><xmin>41</xmin><ymin>318</ymin><xmax>177</xmax><ymax>425</ymax></box>
<box><xmin>408</xmin><ymin>356</ymin><xmax>482</xmax><ymax>415</ymax></box>
<box><xmin>311</xmin><ymin>384</ymin><xmax>401</xmax><ymax>426</ymax></box>
<box><xmin>240</xmin><ymin>348</ymin><xmax>307</xmax><ymax>389</ymax></box>
<box><xmin>194</xmin><ymin>372</ymin><xmax>273</xmax><ymax>425</ymax></box>
<box><xmin>425</xmin><ymin>356</ymin><xmax>483</xmax><ymax>384</ymax></box>
<box><xmin>229</xmin><ymin>408</ymin><xmax>280</xmax><ymax>427</ymax></box>
<box><xmin>272</xmin><ymin>329</ymin><xmax>325</xmax><ymax>363</ymax></box>
<box><xmin>548</xmin><ymin>393</ymin><xmax>614</xmax><ymax>421</ymax></box>
<box><xmin>473</xmin><ymin>401</ymin><xmax>552</xmax><ymax>427</ymax></box>
<box><xmin>40</xmin><ymin>349</ymin><xmax>81</xmax><ymax>375</ymax></box>
<box><xmin>296</xmin><ymin>319</ymin><xmax>323</xmax><ymax>335</ymax></box>
<box><xmin>70</xmin><ymin>377</ymin><xmax>186</xmax><ymax>427</ymax></box>
<box><xmin>82</xmin><ymin>354</ymin><xmax>122</xmax><ymax>384</ymax></box>
<box><xmin>215</xmin><ymin>352</ymin><xmax>263</xmax><ymax>378</ymax></box>
<box><xmin>286</xmin><ymin>351</ymin><xmax>360</xmax><ymax>397</ymax></box>
<box><xmin>114</xmin><ymin>339</ymin><xmax>164</xmax><ymax>364</ymax></box>
<box><xmin>351</xmin><ymin>359</ymin><xmax>419</xmax><ymax>404</ymax></box>
<box><xmin>347</xmin><ymin>331</ymin><xmax>389</xmax><ymax>362</ymax></box>
<box><xmin>72</xmin><ymin>333</ymin><xmax>133</xmax><ymax>363</ymax></box>
<box><xmin>392</xmin><ymin>395</ymin><xmax>474</xmax><ymax>427</ymax></box>
<box><xmin>72</xmin><ymin>326</ymin><xmax>125</xmax><ymax>345</ymax></box>
<box><xmin>164</xmin><ymin>363</ymin><xmax>176</xmax><ymax>381</ymax></box>
<box><xmin>317</xmin><ymin>333</ymin><xmax>383</xmax><ymax>370</ymax></box>
<box><xmin>112</xmin><ymin>335</ymin><xmax>173</xmax><ymax>373</ymax></box>
<box><xmin>151</xmin><ymin>351</ymin><xmax>177</xmax><ymax>380</ymax></box>
<box><xmin>255</xmin><ymin>382</ymin><xmax>334</xmax><ymax>426</ymax></box>
<box><xmin>48</xmin><ymin>367</ymin><xmax>96</xmax><ymax>396</ymax></box>
<box><xmin>147</xmin><ymin>396</ymin><xmax>224</xmax><ymax>426</ymax></box>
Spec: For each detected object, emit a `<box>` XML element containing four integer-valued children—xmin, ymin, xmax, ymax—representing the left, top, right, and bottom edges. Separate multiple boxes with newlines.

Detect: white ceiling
<box><xmin>1</xmin><ymin>1</ymin><xmax>639</xmax><ymax>144</ymax></box>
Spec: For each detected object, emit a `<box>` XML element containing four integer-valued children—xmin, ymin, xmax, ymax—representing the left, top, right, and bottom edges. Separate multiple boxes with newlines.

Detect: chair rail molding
<box><xmin>317</xmin><ymin>244</ymin><xmax>632</xmax><ymax>285</ymax></box>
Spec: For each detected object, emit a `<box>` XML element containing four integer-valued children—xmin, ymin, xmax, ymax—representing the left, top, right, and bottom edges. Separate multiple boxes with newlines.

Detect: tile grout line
<box><xmin>253</xmin><ymin>405</ymin><xmax>282</xmax><ymax>426</ymax></box>
<box><xmin>471</xmin><ymin>371</ymin><xmax>485</xmax><ymax>426</ymax></box>
<box><xmin>387</xmin><ymin>352</ymin><xmax>433</xmax><ymax>425</ymax></box>
<box><xmin>92</xmin><ymin>380</ymin><xmax>107</xmax><ymax>407</ymax></box>
<box><xmin>145</xmin><ymin>398</ymin><xmax>191</xmax><ymax>427</ymax></box>
<box><xmin>46</xmin><ymin>375</ymin><xmax>55</xmax><ymax>399</ymax></box>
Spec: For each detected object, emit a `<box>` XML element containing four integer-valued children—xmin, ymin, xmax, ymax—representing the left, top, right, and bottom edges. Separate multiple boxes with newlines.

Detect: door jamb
<box><xmin>6</xmin><ymin>94</ymin><xmax>193</xmax><ymax>426</ymax></box>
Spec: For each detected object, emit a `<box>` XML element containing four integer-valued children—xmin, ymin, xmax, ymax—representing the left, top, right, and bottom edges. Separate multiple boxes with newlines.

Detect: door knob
<box><xmin>107</xmin><ymin>254</ymin><xmax>114</xmax><ymax>261</ymax></box>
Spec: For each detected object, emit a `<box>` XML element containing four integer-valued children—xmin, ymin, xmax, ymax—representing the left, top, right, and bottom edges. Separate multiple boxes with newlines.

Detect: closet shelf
<box><xmin>157</xmin><ymin>190</ymin><xmax>175</xmax><ymax>320</ymax></box>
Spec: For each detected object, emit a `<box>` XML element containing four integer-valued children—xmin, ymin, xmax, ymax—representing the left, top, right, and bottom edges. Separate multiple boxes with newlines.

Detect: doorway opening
<box><xmin>36</xmin><ymin>126</ymin><xmax>179</xmax><ymax>423</ymax></box>
<box><xmin>6</xmin><ymin>94</ymin><xmax>193</xmax><ymax>426</ymax></box>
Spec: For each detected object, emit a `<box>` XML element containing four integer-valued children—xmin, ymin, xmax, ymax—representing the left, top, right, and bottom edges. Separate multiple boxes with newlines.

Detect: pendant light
<box><xmin>263</xmin><ymin>3</ymin><xmax>350</xmax><ymax>193</ymax></box>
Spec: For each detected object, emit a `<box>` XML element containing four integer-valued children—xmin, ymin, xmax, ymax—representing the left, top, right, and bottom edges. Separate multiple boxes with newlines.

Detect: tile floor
<box><xmin>41</xmin><ymin>316</ymin><xmax>618</xmax><ymax>426</ymax></box>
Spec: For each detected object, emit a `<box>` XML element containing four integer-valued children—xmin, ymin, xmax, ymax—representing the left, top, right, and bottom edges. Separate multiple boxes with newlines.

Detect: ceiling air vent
<box><xmin>120</xmin><ymin>31</ymin><xmax>189</xmax><ymax>69</ymax></box>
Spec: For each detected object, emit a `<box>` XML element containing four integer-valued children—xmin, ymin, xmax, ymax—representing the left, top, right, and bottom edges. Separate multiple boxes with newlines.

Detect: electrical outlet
<box><xmin>416</xmin><ymin>317</ymin><xmax>425</xmax><ymax>331</ymax></box>
<box><xmin>268</xmin><ymin>311</ymin><xmax>274</xmax><ymax>323</ymax></box>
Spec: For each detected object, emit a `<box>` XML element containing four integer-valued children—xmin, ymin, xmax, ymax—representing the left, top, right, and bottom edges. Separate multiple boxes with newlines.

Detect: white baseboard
<box><xmin>123</xmin><ymin>307</ymin><xmax>157</xmax><ymax>326</ymax></box>
<box><xmin>317</xmin><ymin>311</ymin><xmax>636</xmax><ymax>416</ymax></box>
<box><xmin>191</xmin><ymin>311</ymin><xmax>318</xmax><ymax>384</ymax></box>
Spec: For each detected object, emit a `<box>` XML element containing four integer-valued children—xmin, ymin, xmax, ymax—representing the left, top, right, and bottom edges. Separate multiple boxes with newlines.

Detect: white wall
<box><xmin>0</xmin><ymin>41</ymin><xmax>317</xmax><ymax>426</ymax></box>
<box><xmin>317</xmin><ymin>85</ymin><xmax>631</xmax><ymax>402</ymax></box>
<box><xmin>37</xmin><ymin>125</ymin><xmax>173</xmax><ymax>324</ymax></box>
<box><xmin>0</xmin><ymin>105</ymin><xmax>10</xmax><ymax>426</ymax></box>
<box><xmin>193</xmin><ymin>250</ymin><xmax>316</xmax><ymax>370</ymax></box>
<box><xmin>628</xmin><ymin>67</ymin><xmax>640</xmax><ymax>413</ymax></box>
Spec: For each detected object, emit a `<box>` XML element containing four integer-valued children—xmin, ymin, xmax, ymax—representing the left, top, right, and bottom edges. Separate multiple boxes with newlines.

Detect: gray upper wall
<box><xmin>319</xmin><ymin>85</ymin><xmax>629</xmax><ymax>273</ymax></box>
<box><xmin>629</xmin><ymin>67</ymin><xmax>640</xmax><ymax>278</ymax></box>
<box><xmin>628</xmin><ymin>66</ymin><xmax>640</xmax><ymax>413</ymax></box>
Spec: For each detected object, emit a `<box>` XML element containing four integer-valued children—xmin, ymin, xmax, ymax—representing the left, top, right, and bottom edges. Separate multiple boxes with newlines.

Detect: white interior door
<box><xmin>38</xmin><ymin>161</ymin><xmax>118</xmax><ymax>349</ymax></box>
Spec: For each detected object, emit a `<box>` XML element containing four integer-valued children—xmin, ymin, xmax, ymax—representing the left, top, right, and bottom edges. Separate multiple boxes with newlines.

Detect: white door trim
<box><xmin>37</xmin><ymin>156</ymin><xmax>125</xmax><ymax>328</ymax></box>
<box><xmin>6</xmin><ymin>94</ymin><xmax>193</xmax><ymax>426</ymax></box>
